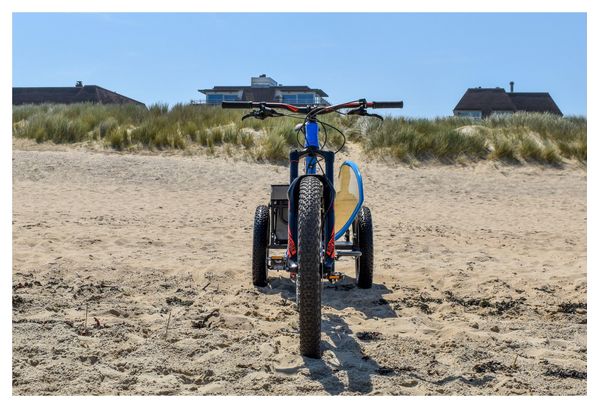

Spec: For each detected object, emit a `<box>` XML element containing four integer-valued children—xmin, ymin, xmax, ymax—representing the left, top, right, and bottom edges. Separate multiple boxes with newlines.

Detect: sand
<box><xmin>12</xmin><ymin>141</ymin><xmax>587</xmax><ymax>395</ymax></box>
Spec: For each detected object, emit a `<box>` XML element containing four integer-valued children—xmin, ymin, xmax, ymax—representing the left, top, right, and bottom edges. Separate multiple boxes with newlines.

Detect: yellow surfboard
<box><xmin>334</xmin><ymin>161</ymin><xmax>363</xmax><ymax>239</ymax></box>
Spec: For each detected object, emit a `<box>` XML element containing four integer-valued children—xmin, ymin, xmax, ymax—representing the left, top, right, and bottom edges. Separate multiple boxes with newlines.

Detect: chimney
<box><xmin>75</xmin><ymin>81</ymin><xmax>83</xmax><ymax>88</ymax></box>
<box><xmin>509</xmin><ymin>81</ymin><xmax>514</xmax><ymax>93</ymax></box>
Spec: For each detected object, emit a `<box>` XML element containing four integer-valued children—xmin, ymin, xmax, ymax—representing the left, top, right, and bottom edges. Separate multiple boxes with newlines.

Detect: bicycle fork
<box><xmin>287</xmin><ymin>119</ymin><xmax>336</xmax><ymax>278</ymax></box>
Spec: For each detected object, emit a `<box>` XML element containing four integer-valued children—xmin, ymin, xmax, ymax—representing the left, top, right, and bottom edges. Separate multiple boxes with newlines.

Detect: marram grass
<box><xmin>13</xmin><ymin>103</ymin><xmax>586</xmax><ymax>165</ymax></box>
<box><xmin>361</xmin><ymin>113</ymin><xmax>586</xmax><ymax>165</ymax></box>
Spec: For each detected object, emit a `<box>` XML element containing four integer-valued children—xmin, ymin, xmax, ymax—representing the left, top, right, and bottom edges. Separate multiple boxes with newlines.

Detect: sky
<box><xmin>12</xmin><ymin>13</ymin><xmax>587</xmax><ymax>117</ymax></box>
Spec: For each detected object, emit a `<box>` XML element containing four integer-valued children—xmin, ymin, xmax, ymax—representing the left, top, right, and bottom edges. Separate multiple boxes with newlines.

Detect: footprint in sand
<box><xmin>273</xmin><ymin>355</ymin><xmax>304</xmax><ymax>375</ymax></box>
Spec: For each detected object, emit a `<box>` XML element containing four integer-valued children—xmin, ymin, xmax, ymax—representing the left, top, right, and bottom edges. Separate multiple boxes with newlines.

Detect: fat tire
<box><xmin>297</xmin><ymin>176</ymin><xmax>323</xmax><ymax>358</ymax></box>
<box><xmin>252</xmin><ymin>205</ymin><xmax>269</xmax><ymax>287</ymax></box>
<box><xmin>356</xmin><ymin>206</ymin><xmax>374</xmax><ymax>289</ymax></box>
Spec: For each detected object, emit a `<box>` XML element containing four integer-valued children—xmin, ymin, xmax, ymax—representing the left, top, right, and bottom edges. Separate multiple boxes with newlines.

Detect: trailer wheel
<box><xmin>252</xmin><ymin>205</ymin><xmax>269</xmax><ymax>287</ymax></box>
<box><xmin>355</xmin><ymin>206</ymin><xmax>373</xmax><ymax>289</ymax></box>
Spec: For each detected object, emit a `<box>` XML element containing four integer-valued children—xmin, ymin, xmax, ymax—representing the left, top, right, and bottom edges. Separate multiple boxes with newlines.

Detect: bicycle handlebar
<box><xmin>371</xmin><ymin>101</ymin><xmax>404</xmax><ymax>109</ymax></box>
<box><xmin>221</xmin><ymin>99</ymin><xmax>403</xmax><ymax>115</ymax></box>
<box><xmin>221</xmin><ymin>101</ymin><xmax>305</xmax><ymax>112</ymax></box>
<box><xmin>221</xmin><ymin>101</ymin><xmax>254</xmax><ymax>109</ymax></box>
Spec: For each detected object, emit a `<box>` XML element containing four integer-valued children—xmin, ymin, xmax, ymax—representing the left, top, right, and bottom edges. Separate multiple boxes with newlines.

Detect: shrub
<box><xmin>259</xmin><ymin>132</ymin><xmax>288</xmax><ymax>162</ymax></box>
<box><xmin>489</xmin><ymin>135</ymin><xmax>518</xmax><ymax>163</ymax></box>
<box><xmin>98</xmin><ymin>117</ymin><xmax>119</xmax><ymax>139</ymax></box>
<box><xmin>519</xmin><ymin>135</ymin><xmax>544</xmax><ymax>162</ymax></box>
<box><xmin>108</xmin><ymin>128</ymin><xmax>129</xmax><ymax>150</ymax></box>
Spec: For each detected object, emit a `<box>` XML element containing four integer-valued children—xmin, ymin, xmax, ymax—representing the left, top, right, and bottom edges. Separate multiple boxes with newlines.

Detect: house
<box><xmin>453</xmin><ymin>82</ymin><xmax>562</xmax><ymax>118</ymax></box>
<box><xmin>198</xmin><ymin>74</ymin><xmax>330</xmax><ymax>106</ymax></box>
<box><xmin>12</xmin><ymin>82</ymin><xmax>145</xmax><ymax>106</ymax></box>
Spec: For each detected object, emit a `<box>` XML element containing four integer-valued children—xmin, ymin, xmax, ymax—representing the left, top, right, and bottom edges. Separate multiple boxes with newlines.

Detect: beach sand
<box><xmin>12</xmin><ymin>142</ymin><xmax>587</xmax><ymax>395</ymax></box>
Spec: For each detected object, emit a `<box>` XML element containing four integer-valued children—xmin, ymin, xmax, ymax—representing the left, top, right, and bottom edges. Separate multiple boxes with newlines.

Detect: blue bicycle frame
<box><xmin>286</xmin><ymin>118</ymin><xmax>337</xmax><ymax>274</ymax></box>
<box><xmin>304</xmin><ymin>120</ymin><xmax>320</xmax><ymax>174</ymax></box>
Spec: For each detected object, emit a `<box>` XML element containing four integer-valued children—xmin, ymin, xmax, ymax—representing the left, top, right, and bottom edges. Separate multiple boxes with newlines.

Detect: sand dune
<box><xmin>12</xmin><ymin>142</ymin><xmax>586</xmax><ymax>395</ymax></box>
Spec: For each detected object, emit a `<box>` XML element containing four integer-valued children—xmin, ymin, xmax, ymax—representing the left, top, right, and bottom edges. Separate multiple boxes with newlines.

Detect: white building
<box><xmin>199</xmin><ymin>75</ymin><xmax>330</xmax><ymax>106</ymax></box>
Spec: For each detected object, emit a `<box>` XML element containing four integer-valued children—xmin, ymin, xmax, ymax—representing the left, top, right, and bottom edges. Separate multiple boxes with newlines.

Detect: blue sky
<box><xmin>12</xmin><ymin>13</ymin><xmax>586</xmax><ymax>117</ymax></box>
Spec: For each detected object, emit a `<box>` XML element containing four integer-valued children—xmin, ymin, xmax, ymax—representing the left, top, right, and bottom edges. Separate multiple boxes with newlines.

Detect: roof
<box><xmin>12</xmin><ymin>85</ymin><xmax>145</xmax><ymax>106</ymax></box>
<box><xmin>507</xmin><ymin>92</ymin><xmax>562</xmax><ymax>116</ymax></box>
<box><xmin>453</xmin><ymin>88</ymin><xmax>516</xmax><ymax>116</ymax></box>
<box><xmin>453</xmin><ymin>87</ymin><xmax>562</xmax><ymax>116</ymax></box>
<box><xmin>199</xmin><ymin>85</ymin><xmax>329</xmax><ymax>97</ymax></box>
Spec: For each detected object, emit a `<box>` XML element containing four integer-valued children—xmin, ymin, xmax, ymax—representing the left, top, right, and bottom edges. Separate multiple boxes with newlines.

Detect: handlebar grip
<box><xmin>371</xmin><ymin>101</ymin><xmax>404</xmax><ymax>109</ymax></box>
<box><xmin>221</xmin><ymin>101</ymin><xmax>253</xmax><ymax>109</ymax></box>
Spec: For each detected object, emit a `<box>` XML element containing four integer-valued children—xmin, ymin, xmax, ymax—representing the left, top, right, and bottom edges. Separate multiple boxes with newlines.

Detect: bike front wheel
<box><xmin>297</xmin><ymin>176</ymin><xmax>323</xmax><ymax>358</ymax></box>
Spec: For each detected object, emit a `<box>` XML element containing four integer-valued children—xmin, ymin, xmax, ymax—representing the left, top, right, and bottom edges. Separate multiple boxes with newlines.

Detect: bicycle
<box><xmin>222</xmin><ymin>98</ymin><xmax>403</xmax><ymax>358</ymax></box>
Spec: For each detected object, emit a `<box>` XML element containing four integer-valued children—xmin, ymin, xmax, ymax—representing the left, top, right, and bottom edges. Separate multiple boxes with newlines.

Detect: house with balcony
<box><xmin>198</xmin><ymin>75</ymin><xmax>330</xmax><ymax>106</ymax></box>
<box><xmin>453</xmin><ymin>82</ymin><xmax>562</xmax><ymax>118</ymax></box>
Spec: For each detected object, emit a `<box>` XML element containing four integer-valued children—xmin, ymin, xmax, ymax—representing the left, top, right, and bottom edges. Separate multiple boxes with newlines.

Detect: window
<box><xmin>297</xmin><ymin>94</ymin><xmax>315</xmax><ymax>104</ymax></box>
<box><xmin>491</xmin><ymin>111</ymin><xmax>513</xmax><ymax>117</ymax></box>
<box><xmin>282</xmin><ymin>93</ymin><xmax>316</xmax><ymax>105</ymax></box>
<box><xmin>207</xmin><ymin>94</ymin><xmax>239</xmax><ymax>104</ymax></box>
<box><xmin>206</xmin><ymin>94</ymin><xmax>223</xmax><ymax>104</ymax></box>
<box><xmin>455</xmin><ymin>110</ymin><xmax>482</xmax><ymax>119</ymax></box>
<box><xmin>282</xmin><ymin>94</ymin><xmax>297</xmax><ymax>104</ymax></box>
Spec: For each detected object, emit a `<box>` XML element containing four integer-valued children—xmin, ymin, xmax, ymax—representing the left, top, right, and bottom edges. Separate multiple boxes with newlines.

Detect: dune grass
<box><xmin>360</xmin><ymin>113</ymin><xmax>586</xmax><ymax>165</ymax></box>
<box><xmin>12</xmin><ymin>103</ymin><xmax>347</xmax><ymax>162</ymax></box>
<box><xmin>13</xmin><ymin>103</ymin><xmax>586</xmax><ymax>165</ymax></box>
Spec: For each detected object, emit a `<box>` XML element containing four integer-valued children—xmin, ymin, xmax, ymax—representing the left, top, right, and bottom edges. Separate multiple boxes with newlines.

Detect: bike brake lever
<box><xmin>263</xmin><ymin>107</ymin><xmax>283</xmax><ymax>118</ymax></box>
<box><xmin>346</xmin><ymin>107</ymin><xmax>384</xmax><ymax>121</ymax></box>
<box><xmin>366</xmin><ymin>112</ymin><xmax>384</xmax><ymax>121</ymax></box>
<box><xmin>241</xmin><ymin>112</ymin><xmax>255</xmax><ymax>121</ymax></box>
<box><xmin>242</xmin><ymin>107</ymin><xmax>283</xmax><ymax>121</ymax></box>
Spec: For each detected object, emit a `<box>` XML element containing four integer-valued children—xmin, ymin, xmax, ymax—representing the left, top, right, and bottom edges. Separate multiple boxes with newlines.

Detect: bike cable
<box><xmin>273</xmin><ymin>111</ymin><xmax>347</xmax><ymax>154</ymax></box>
<box><xmin>314</xmin><ymin>118</ymin><xmax>346</xmax><ymax>154</ymax></box>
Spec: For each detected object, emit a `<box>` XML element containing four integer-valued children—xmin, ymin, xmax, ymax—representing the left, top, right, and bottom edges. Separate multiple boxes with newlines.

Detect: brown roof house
<box><xmin>199</xmin><ymin>74</ymin><xmax>330</xmax><ymax>106</ymax></box>
<box><xmin>13</xmin><ymin>81</ymin><xmax>145</xmax><ymax>106</ymax></box>
<box><xmin>453</xmin><ymin>82</ymin><xmax>562</xmax><ymax>118</ymax></box>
